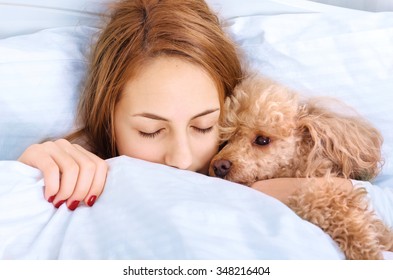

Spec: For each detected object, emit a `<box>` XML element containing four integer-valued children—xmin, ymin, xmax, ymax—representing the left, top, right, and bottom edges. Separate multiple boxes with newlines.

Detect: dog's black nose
<box><xmin>212</xmin><ymin>159</ymin><xmax>232</xmax><ymax>178</ymax></box>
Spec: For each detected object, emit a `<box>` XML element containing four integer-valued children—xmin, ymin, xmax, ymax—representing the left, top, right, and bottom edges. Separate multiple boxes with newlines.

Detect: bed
<box><xmin>0</xmin><ymin>0</ymin><xmax>392</xmax><ymax>259</ymax></box>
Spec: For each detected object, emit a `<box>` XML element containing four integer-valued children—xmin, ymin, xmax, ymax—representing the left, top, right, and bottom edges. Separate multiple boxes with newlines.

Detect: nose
<box><xmin>212</xmin><ymin>159</ymin><xmax>232</xmax><ymax>178</ymax></box>
<box><xmin>165</xmin><ymin>135</ymin><xmax>193</xmax><ymax>170</ymax></box>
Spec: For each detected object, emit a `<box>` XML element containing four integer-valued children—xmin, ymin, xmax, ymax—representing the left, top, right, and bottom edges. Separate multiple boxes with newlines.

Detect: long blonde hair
<box><xmin>68</xmin><ymin>0</ymin><xmax>243</xmax><ymax>158</ymax></box>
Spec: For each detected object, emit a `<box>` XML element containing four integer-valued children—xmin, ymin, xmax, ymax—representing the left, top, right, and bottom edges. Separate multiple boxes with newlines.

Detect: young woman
<box><xmin>18</xmin><ymin>0</ymin><xmax>243</xmax><ymax>210</ymax></box>
<box><xmin>18</xmin><ymin>0</ymin><xmax>357</xmax><ymax>213</ymax></box>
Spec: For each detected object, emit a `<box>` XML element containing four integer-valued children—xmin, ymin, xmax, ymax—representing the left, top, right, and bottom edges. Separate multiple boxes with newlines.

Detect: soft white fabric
<box><xmin>383</xmin><ymin>251</ymin><xmax>393</xmax><ymax>260</ymax></box>
<box><xmin>0</xmin><ymin>0</ymin><xmax>108</xmax><ymax>38</ymax></box>
<box><xmin>0</xmin><ymin>0</ymin><xmax>393</xmax><ymax>259</ymax></box>
<box><xmin>0</xmin><ymin>0</ymin><xmax>366</xmax><ymax>39</ymax></box>
<box><xmin>0</xmin><ymin>26</ymin><xmax>97</xmax><ymax>160</ymax></box>
<box><xmin>0</xmin><ymin>156</ymin><xmax>343</xmax><ymax>259</ymax></box>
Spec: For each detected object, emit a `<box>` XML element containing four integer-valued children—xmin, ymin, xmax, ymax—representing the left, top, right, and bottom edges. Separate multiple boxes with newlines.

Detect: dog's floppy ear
<box><xmin>297</xmin><ymin>98</ymin><xmax>383</xmax><ymax>181</ymax></box>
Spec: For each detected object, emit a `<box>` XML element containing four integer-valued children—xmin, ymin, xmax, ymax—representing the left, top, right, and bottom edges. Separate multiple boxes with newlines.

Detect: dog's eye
<box><xmin>218</xmin><ymin>141</ymin><xmax>228</xmax><ymax>151</ymax></box>
<box><xmin>254</xmin><ymin>135</ymin><xmax>271</xmax><ymax>146</ymax></box>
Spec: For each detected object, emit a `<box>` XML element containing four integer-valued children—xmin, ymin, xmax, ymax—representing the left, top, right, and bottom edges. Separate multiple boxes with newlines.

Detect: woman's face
<box><xmin>114</xmin><ymin>56</ymin><xmax>221</xmax><ymax>174</ymax></box>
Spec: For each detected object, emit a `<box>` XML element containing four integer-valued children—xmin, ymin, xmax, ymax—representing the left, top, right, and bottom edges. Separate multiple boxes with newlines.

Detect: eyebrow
<box><xmin>132</xmin><ymin>108</ymin><xmax>220</xmax><ymax>121</ymax></box>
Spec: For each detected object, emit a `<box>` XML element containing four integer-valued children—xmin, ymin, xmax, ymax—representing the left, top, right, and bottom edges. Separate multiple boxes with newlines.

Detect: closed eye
<box><xmin>193</xmin><ymin>126</ymin><xmax>214</xmax><ymax>134</ymax></box>
<box><xmin>139</xmin><ymin>129</ymin><xmax>164</xmax><ymax>139</ymax></box>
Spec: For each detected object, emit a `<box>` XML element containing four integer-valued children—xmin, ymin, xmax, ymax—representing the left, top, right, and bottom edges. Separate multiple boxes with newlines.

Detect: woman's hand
<box><xmin>18</xmin><ymin>139</ymin><xmax>108</xmax><ymax>210</ymax></box>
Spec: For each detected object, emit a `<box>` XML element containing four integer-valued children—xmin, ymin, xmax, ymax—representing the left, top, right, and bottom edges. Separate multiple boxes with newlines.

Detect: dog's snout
<box><xmin>212</xmin><ymin>159</ymin><xmax>232</xmax><ymax>178</ymax></box>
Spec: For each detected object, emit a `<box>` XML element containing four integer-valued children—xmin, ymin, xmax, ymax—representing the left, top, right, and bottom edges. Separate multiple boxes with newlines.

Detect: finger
<box><xmin>41</xmin><ymin>140</ymin><xmax>81</xmax><ymax>207</ymax></box>
<box><xmin>18</xmin><ymin>144</ymin><xmax>61</xmax><ymax>201</ymax></box>
<box><xmin>74</xmin><ymin>145</ymin><xmax>108</xmax><ymax>207</ymax></box>
<box><xmin>62</xmin><ymin>145</ymin><xmax>97</xmax><ymax>209</ymax></box>
<box><xmin>40</xmin><ymin>159</ymin><xmax>62</xmax><ymax>202</ymax></box>
<box><xmin>50</xmin><ymin>139</ymin><xmax>95</xmax><ymax>210</ymax></box>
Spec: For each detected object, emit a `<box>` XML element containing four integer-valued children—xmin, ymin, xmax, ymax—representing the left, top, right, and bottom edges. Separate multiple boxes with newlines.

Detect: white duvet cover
<box><xmin>0</xmin><ymin>156</ymin><xmax>343</xmax><ymax>259</ymax></box>
<box><xmin>1</xmin><ymin>0</ymin><xmax>393</xmax><ymax>259</ymax></box>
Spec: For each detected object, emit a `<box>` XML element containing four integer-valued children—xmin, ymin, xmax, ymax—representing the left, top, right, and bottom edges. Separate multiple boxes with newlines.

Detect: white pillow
<box><xmin>0</xmin><ymin>26</ymin><xmax>97</xmax><ymax>160</ymax></box>
<box><xmin>0</xmin><ymin>1</ymin><xmax>107</xmax><ymax>38</ymax></box>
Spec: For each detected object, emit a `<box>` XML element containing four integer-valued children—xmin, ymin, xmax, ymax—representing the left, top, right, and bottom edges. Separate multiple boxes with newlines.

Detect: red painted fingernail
<box><xmin>87</xmin><ymin>195</ymin><xmax>97</xmax><ymax>207</ymax></box>
<box><xmin>48</xmin><ymin>195</ymin><xmax>55</xmax><ymax>203</ymax></box>
<box><xmin>68</xmin><ymin>200</ymin><xmax>80</xmax><ymax>211</ymax></box>
<box><xmin>54</xmin><ymin>200</ymin><xmax>66</xmax><ymax>208</ymax></box>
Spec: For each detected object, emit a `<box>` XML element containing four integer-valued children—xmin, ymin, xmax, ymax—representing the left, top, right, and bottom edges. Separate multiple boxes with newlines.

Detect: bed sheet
<box><xmin>0</xmin><ymin>156</ymin><xmax>343</xmax><ymax>259</ymax></box>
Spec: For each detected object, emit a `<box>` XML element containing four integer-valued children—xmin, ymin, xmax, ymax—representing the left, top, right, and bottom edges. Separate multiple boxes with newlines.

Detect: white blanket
<box><xmin>0</xmin><ymin>156</ymin><xmax>343</xmax><ymax>259</ymax></box>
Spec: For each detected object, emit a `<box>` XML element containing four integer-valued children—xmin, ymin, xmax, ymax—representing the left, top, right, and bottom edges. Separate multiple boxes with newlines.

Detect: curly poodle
<box><xmin>209</xmin><ymin>74</ymin><xmax>393</xmax><ymax>259</ymax></box>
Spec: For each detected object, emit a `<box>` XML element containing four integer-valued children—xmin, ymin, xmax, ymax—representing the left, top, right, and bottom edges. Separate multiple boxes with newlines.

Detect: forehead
<box><xmin>119</xmin><ymin>56</ymin><xmax>220</xmax><ymax>115</ymax></box>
